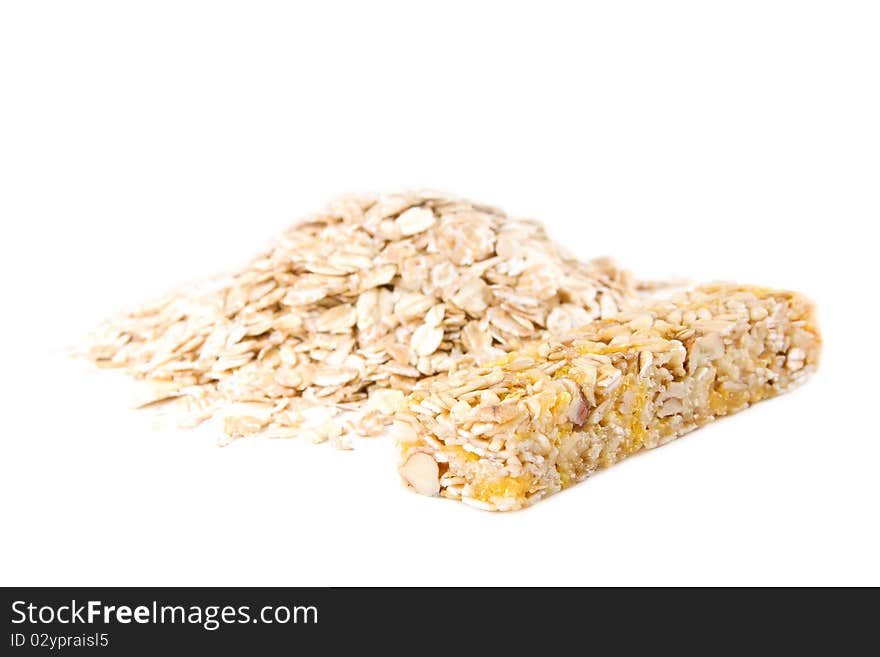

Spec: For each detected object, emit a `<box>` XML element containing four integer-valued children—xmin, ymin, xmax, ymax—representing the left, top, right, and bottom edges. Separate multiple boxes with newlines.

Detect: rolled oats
<box><xmin>86</xmin><ymin>191</ymin><xmax>647</xmax><ymax>444</ymax></box>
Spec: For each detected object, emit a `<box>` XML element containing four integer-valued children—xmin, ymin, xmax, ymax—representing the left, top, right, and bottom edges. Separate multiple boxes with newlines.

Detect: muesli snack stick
<box><xmin>394</xmin><ymin>285</ymin><xmax>821</xmax><ymax>510</ymax></box>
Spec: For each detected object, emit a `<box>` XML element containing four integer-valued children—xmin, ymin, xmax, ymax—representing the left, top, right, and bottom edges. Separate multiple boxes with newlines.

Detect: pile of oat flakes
<box><xmin>86</xmin><ymin>191</ymin><xmax>647</xmax><ymax>447</ymax></box>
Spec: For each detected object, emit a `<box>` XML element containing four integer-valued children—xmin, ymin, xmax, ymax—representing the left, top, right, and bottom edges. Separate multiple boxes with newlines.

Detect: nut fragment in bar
<box><xmin>394</xmin><ymin>285</ymin><xmax>821</xmax><ymax>511</ymax></box>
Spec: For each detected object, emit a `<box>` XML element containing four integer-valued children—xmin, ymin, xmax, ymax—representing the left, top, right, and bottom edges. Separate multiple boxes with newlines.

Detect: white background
<box><xmin>1</xmin><ymin>1</ymin><xmax>878</xmax><ymax>586</ymax></box>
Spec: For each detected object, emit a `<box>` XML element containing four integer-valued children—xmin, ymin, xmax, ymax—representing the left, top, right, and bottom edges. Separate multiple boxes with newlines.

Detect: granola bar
<box><xmin>393</xmin><ymin>285</ymin><xmax>821</xmax><ymax>510</ymax></box>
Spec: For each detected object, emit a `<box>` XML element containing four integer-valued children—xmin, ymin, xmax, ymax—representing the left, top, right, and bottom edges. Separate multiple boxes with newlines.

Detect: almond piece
<box><xmin>400</xmin><ymin>452</ymin><xmax>440</xmax><ymax>496</ymax></box>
